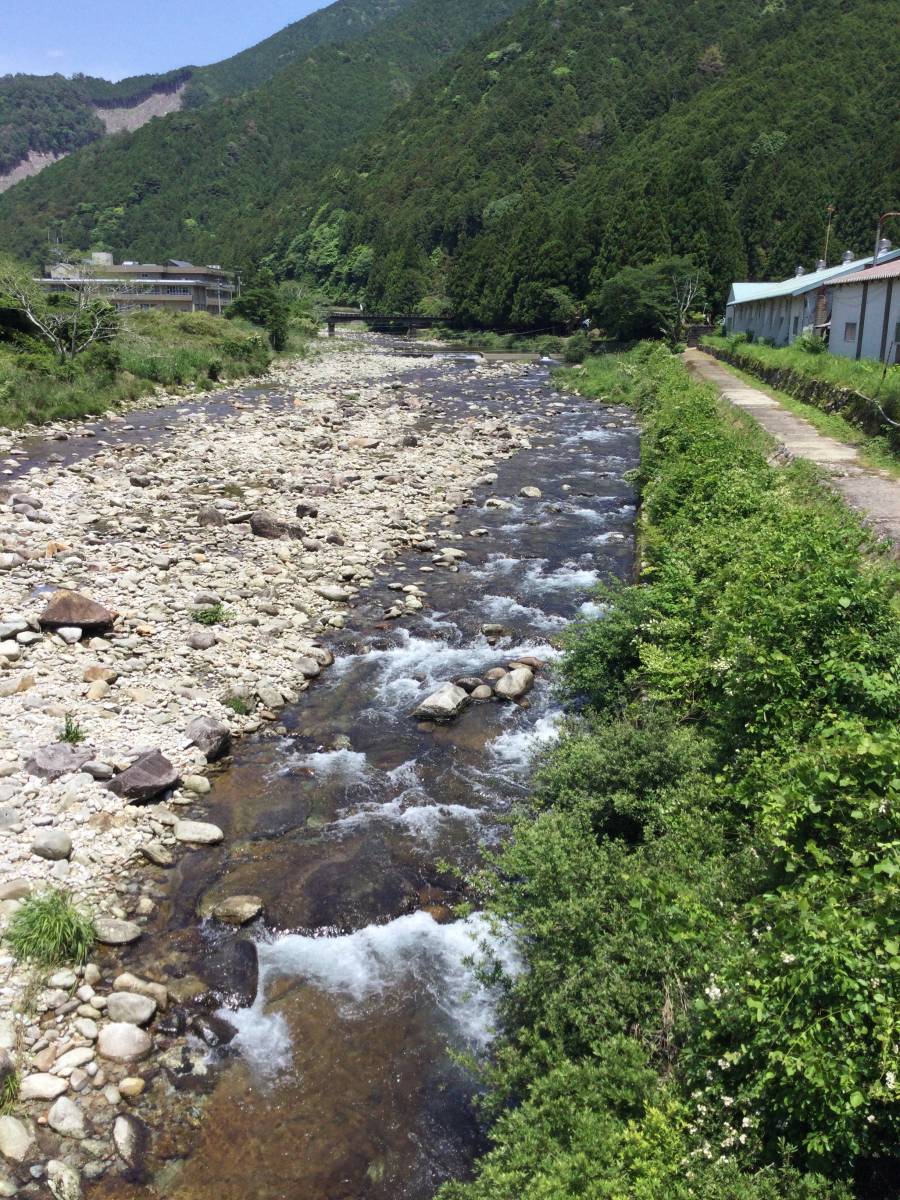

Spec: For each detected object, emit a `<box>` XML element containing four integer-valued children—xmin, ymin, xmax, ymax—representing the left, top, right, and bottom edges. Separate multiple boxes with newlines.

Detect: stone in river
<box><xmin>47</xmin><ymin>1160</ymin><xmax>82</xmax><ymax>1200</ymax></box>
<box><xmin>31</xmin><ymin>829</ymin><xmax>72</xmax><ymax>861</ymax></box>
<box><xmin>20</xmin><ymin>1072</ymin><xmax>68</xmax><ymax>1100</ymax></box>
<box><xmin>0</xmin><ymin>1115</ymin><xmax>34</xmax><ymax>1162</ymax></box>
<box><xmin>140</xmin><ymin>841</ymin><xmax>175</xmax><ymax>868</ymax></box>
<box><xmin>205</xmin><ymin>938</ymin><xmax>258</xmax><ymax>1008</ymax></box>
<box><xmin>174</xmin><ymin>820</ymin><xmax>223</xmax><ymax>845</ymax></box>
<box><xmin>113</xmin><ymin>1113</ymin><xmax>149</xmax><ymax>1169</ymax></box>
<box><xmin>519</xmin><ymin>486</ymin><xmax>542</xmax><ymax>498</ymax></box>
<box><xmin>108</xmin><ymin>750</ymin><xmax>179</xmax><ymax>803</ymax></box>
<box><xmin>190</xmin><ymin>1012</ymin><xmax>237</xmax><ymax>1047</ymax></box>
<box><xmin>472</xmin><ymin>685</ymin><xmax>494</xmax><ymax>701</ymax></box>
<box><xmin>38</xmin><ymin>591</ymin><xmax>114</xmax><ymax>633</ymax></box>
<box><xmin>98</xmin><ymin>1024</ymin><xmax>152</xmax><ymax>1063</ymax></box>
<box><xmin>25</xmin><ymin>743</ymin><xmax>93</xmax><ymax>781</ymax></box>
<box><xmin>47</xmin><ymin>1096</ymin><xmax>86</xmax><ymax>1139</ymax></box>
<box><xmin>186</xmin><ymin>716</ymin><xmax>231</xmax><ymax>762</ymax></box>
<box><xmin>94</xmin><ymin>917</ymin><xmax>142</xmax><ymax>946</ymax></box>
<box><xmin>413</xmin><ymin>682</ymin><xmax>470</xmax><ymax>722</ymax></box>
<box><xmin>454</xmin><ymin>676</ymin><xmax>484</xmax><ymax>694</ymax></box>
<box><xmin>294</xmin><ymin>656</ymin><xmax>322</xmax><ymax>678</ymax></box>
<box><xmin>106</xmin><ymin>993</ymin><xmax>156</xmax><ymax>1026</ymax></box>
<box><xmin>494</xmin><ymin>667</ymin><xmax>534</xmax><ymax>701</ymax></box>
<box><xmin>210</xmin><ymin>895</ymin><xmax>263</xmax><ymax>925</ymax></box>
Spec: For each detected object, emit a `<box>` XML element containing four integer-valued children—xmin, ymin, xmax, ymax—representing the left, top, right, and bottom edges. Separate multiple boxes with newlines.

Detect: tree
<box><xmin>226</xmin><ymin>270</ymin><xmax>289</xmax><ymax>350</ymax></box>
<box><xmin>589</xmin><ymin>256</ymin><xmax>703</xmax><ymax>342</ymax></box>
<box><xmin>0</xmin><ymin>256</ymin><xmax>118</xmax><ymax>361</ymax></box>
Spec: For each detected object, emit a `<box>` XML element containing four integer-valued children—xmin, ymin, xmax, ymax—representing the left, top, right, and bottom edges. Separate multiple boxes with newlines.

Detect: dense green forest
<box><xmin>0</xmin><ymin>0</ymin><xmax>527</xmax><ymax>265</ymax></box>
<box><xmin>272</xmin><ymin>0</ymin><xmax>899</xmax><ymax>320</ymax></box>
<box><xmin>439</xmin><ymin>348</ymin><xmax>899</xmax><ymax>1200</ymax></box>
<box><xmin>0</xmin><ymin>70</ymin><xmax>189</xmax><ymax>174</ymax></box>
<box><xmin>1</xmin><ymin>0</ymin><xmax>895</xmax><ymax>320</ymax></box>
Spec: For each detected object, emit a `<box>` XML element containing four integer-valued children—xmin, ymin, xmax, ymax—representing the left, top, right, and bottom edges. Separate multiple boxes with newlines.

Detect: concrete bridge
<box><xmin>325</xmin><ymin>309</ymin><xmax>446</xmax><ymax>336</ymax></box>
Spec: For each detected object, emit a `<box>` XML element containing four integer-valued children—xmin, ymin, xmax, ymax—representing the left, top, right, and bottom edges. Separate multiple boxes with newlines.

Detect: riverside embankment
<box><xmin>0</xmin><ymin>338</ymin><xmax>638</xmax><ymax>1198</ymax></box>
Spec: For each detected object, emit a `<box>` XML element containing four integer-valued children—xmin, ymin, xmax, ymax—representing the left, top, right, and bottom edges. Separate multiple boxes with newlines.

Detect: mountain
<box><xmin>0</xmin><ymin>0</ymin><xmax>527</xmax><ymax>265</ymax></box>
<box><xmin>0</xmin><ymin>0</ymin><xmax>422</xmax><ymax>193</ymax></box>
<box><xmin>265</xmin><ymin>0</ymin><xmax>899</xmax><ymax>318</ymax></box>
<box><xmin>0</xmin><ymin>70</ymin><xmax>189</xmax><ymax>188</ymax></box>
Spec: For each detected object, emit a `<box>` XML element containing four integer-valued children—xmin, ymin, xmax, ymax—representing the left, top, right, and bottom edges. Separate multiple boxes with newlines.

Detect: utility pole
<box><xmin>823</xmin><ymin>204</ymin><xmax>836</xmax><ymax>265</ymax></box>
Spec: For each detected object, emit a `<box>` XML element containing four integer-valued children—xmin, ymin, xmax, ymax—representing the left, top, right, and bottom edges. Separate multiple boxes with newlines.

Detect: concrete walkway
<box><xmin>683</xmin><ymin>348</ymin><xmax>900</xmax><ymax>547</ymax></box>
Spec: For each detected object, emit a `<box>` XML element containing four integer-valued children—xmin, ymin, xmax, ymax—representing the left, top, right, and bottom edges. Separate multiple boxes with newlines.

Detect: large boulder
<box><xmin>186</xmin><ymin>716</ymin><xmax>232</xmax><ymax>762</ymax></box>
<box><xmin>108</xmin><ymin>751</ymin><xmax>179</xmax><ymax>803</ymax></box>
<box><xmin>25</xmin><ymin>743</ymin><xmax>93</xmax><ymax>781</ymax></box>
<box><xmin>38</xmin><ymin>591</ymin><xmax>114</xmax><ymax>633</ymax></box>
<box><xmin>413</xmin><ymin>683</ymin><xmax>470</xmax><ymax>722</ymax></box>
<box><xmin>205</xmin><ymin>938</ymin><xmax>258</xmax><ymax>1008</ymax></box>
<box><xmin>495</xmin><ymin>667</ymin><xmax>535</xmax><ymax>701</ymax></box>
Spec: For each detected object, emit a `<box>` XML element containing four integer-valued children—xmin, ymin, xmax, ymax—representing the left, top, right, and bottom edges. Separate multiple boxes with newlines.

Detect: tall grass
<box><xmin>0</xmin><ymin>309</ymin><xmax>273</xmax><ymax>429</ymax></box>
<box><xmin>6</xmin><ymin>889</ymin><xmax>95</xmax><ymax>966</ymax></box>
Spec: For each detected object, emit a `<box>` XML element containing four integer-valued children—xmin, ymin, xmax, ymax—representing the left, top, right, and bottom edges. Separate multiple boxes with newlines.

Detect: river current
<box><xmin>86</xmin><ymin>348</ymin><xmax>639</xmax><ymax>1199</ymax></box>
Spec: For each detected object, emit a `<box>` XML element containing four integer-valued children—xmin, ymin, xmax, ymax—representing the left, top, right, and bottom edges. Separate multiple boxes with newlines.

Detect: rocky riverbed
<box><xmin>0</xmin><ymin>340</ymin><xmax>542</xmax><ymax>1198</ymax></box>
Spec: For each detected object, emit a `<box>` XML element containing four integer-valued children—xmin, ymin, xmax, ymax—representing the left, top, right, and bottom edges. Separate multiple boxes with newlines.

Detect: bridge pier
<box><xmin>327</xmin><ymin>321</ymin><xmax>335</xmax><ymax>337</ymax></box>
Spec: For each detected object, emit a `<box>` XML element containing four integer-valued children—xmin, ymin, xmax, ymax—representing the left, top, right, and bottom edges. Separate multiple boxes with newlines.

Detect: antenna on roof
<box><xmin>823</xmin><ymin>204</ymin><xmax>836</xmax><ymax>265</ymax></box>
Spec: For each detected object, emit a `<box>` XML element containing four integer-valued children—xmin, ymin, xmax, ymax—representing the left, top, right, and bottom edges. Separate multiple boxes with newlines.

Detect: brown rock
<box><xmin>39</xmin><ymin>590</ymin><xmax>114</xmax><ymax>633</ymax></box>
<box><xmin>108</xmin><ymin>750</ymin><xmax>180</xmax><ymax>803</ymax></box>
<box><xmin>84</xmin><ymin>665</ymin><xmax>118</xmax><ymax>684</ymax></box>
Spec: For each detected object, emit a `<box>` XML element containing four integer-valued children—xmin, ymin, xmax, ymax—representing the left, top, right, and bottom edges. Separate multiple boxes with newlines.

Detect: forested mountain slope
<box><xmin>0</xmin><ymin>0</ymin><xmax>422</xmax><ymax>190</ymax></box>
<box><xmin>0</xmin><ymin>70</ymin><xmax>189</xmax><ymax>178</ymax></box>
<box><xmin>267</xmin><ymin>0</ymin><xmax>899</xmax><ymax>318</ymax></box>
<box><xmin>0</xmin><ymin>0</ymin><xmax>527</xmax><ymax>265</ymax></box>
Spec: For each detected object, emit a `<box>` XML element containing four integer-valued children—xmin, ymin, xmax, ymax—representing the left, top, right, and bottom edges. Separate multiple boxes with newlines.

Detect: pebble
<box><xmin>105</xmin><ymin>992</ymin><xmax>156</xmax><ymax>1026</ymax></box>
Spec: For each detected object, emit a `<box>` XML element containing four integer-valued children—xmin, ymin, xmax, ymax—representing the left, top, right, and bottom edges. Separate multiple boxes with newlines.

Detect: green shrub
<box><xmin>6</xmin><ymin>890</ymin><xmax>95</xmax><ymax>966</ymax></box>
<box><xmin>448</xmin><ymin>346</ymin><xmax>899</xmax><ymax>1198</ymax></box>
<box><xmin>61</xmin><ymin>713</ymin><xmax>85</xmax><ymax>745</ymax></box>
<box><xmin>192</xmin><ymin>603</ymin><xmax>229</xmax><ymax>626</ymax></box>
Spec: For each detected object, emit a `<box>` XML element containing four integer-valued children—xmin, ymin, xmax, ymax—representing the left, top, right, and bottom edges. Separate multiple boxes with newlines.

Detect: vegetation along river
<box><xmin>79</xmin><ymin>345</ymin><xmax>639</xmax><ymax>1198</ymax></box>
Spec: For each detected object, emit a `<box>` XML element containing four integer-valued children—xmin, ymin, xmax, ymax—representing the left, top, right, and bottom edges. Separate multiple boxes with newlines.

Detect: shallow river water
<box><xmin>86</xmin><ymin>350</ymin><xmax>639</xmax><ymax>1199</ymax></box>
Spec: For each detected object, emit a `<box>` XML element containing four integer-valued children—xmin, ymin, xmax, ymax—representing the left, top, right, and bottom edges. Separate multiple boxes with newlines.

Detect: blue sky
<box><xmin>0</xmin><ymin>1</ymin><xmax>330</xmax><ymax>81</ymax></box>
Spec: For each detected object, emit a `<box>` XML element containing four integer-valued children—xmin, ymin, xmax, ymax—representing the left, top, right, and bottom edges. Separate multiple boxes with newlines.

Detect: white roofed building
<box><xmin>724</xmin><ymin>247</ymin><xmax>900</xmax><ymax>347</ymax></box>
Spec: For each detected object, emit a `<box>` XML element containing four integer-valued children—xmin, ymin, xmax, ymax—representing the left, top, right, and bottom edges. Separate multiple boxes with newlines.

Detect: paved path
<box><xmin>683</xmin><ymin>348</ymin><xmax>900</xmax><ymax>547</ymax></box>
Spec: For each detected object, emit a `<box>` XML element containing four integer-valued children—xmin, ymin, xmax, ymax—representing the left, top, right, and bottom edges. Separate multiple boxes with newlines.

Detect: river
<box><xmin>77</xmin><ymin>344</ymin><xmax>639</xmax><ymax>1199</ymax></box>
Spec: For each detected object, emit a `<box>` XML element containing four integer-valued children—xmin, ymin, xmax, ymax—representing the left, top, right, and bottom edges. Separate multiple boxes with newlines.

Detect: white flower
<box><xmin>705</xmin><ymin>982</ymin><xmax>722</xmax><ymax>1002</ymax></box>
<box><xmin>781</xmin><ymin>952</ymin><xmax>796</xmax><ymax>964</ymax></box>
<box><xmin>885</xmin><ymin>1072</ymin><xmax>896</xmax><ymax>1090</ymax></box>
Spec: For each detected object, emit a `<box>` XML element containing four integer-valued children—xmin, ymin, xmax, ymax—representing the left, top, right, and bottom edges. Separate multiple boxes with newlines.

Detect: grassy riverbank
<box><xmin>0</xmin><ymin>309</ymin><xmax>272</xmax><ymax>429</ymax></box>
<box><xmin>446</xmin><ymin>348</ymin><xmax>899</xmax><ymax>1200</ymax></box>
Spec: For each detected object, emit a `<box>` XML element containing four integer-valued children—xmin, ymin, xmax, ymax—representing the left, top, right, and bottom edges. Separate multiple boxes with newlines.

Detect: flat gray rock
<box><xmin>93</xmin><ymin>917</ymin><xmax>141</xmax><ymax>946</ymax></box>
<box><xmin>174</xmin><ymin>820</ymin><xmax>223</xmax><ymax>845</ymax></box>
<box><xmin>106</xmin><ymin>992</ymin><xmax>156</xmax><ymax>1026</ymax></box>
<box><xmin>210</xmin><ymin>895</ymin><xmax>263</xmax><ymax>925</ymax></box>
<box><xmin>25</xmin><ymin>743</ymin><xmax>93</xmax><ymax>781</ymax></box>
<box><xmin>413</xmin><ymin>682</ymin><xmax>470</xmax><ymax>722</ymax></box>
<box><xmin>47</xmin><ymin>1096</ymin><xmax>86</xmax><ymax>1139</ymax></box>
<box><xmin>31</xmin><ymin>829</ymin><xmax>72</xmax><ymax>861</ymax></box>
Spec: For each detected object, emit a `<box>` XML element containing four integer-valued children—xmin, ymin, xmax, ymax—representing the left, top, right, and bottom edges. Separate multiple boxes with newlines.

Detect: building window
<box><xmin>844</xmin><ymin>322</ymin><xmax>857</xmax><ymax>343</ymax></box>
<box><xmin>792</xmin><ymin>316</ymin><xmax>799</xmax><ymax>334</ymax></box>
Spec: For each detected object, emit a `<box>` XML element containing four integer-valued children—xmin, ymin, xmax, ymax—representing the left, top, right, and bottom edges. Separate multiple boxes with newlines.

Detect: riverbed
<box><xmin>0</xmin><ymin>338</ymin><xmax>638</xmax><ymax>1199</ymax></box>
